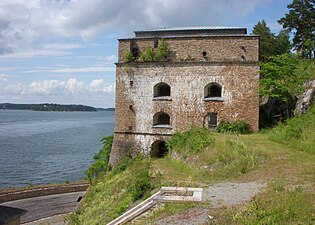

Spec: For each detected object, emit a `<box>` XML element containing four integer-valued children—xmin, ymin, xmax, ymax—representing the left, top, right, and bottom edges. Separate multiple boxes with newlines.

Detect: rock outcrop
<box><xmin>295</xmin><ymin>79</ymin><xmax>315</xmax><ymax>115</ymax></box>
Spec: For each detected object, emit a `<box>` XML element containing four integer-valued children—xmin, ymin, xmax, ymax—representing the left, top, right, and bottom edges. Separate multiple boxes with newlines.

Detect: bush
<box><xmin>139</xmin><ymin>47</ymin><xmax>156</xmax><ymax>62</ymax></box>
<box><xmin>155</xmin><ymin>39</ymin><xmax>170</xmax><ymax>61</ymax></box>
<box><xmin>123</xmin><ymin>50</ymin><xmax>134</xmax><ymax>62</ymax></box>
<box><xmin>167</xmin><ymin>128</ymin><xmax>214</xmax><ymax>154</ymax></box>
<box><xmin>84</xmin><ymin>135</ymin><xmax>113</xmax><ymax>181</ymax></box>
<box><xmin>217</xmin><ymin>121</ymin><xmax>251</xmax><ymax>134</ymax></box>
<box><xmin>130</xmin><ymin>169</ymin><xmax>152</xmax><ymax>201</ymax></box>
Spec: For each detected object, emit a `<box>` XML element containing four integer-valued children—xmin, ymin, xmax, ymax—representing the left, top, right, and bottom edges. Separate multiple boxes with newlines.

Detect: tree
<box><xmin>260</xmin><ymin>53</ymin><xmax>314</xmax><ymax>117</ymax></box>
<box><xmin>278</xmin><ymin>0</ymin><xmax>315</xmax><ymax>59</ymax></box>
<box><xmin>253</xmin><ymin>20</ymin><xmax>276</xmax><ymax>61</ymax></box>
<box><xmin>253</xmin><ymin>20</ymin><xmax>291</xmax><ymax>61</ymax></box>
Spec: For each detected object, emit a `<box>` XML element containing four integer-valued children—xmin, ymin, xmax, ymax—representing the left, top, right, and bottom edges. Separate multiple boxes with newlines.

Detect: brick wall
<box><xmin>109</xmin><ymin>35</ymin><xmax>259</xmax><ymax>166</ymax></box>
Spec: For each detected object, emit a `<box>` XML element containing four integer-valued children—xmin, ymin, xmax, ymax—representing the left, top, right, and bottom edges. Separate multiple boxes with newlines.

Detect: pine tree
<box><xmin>278</xmin><ymin>0</ymin><xmax>315</xmax><ymax>58</ymax></box>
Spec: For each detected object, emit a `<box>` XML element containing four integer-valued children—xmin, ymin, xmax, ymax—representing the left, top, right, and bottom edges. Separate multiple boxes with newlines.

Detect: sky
<box><xmin>0</xmin><ymin>0</ymin><xmax>293</xmax><ymax>108</ymax></box>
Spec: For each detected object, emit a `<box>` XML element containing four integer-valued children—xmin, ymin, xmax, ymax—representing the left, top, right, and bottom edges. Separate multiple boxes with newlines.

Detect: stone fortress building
<box><xmin>109</xmin><ymin>26</ymin><xmax>260</xmax><ymax>166</ymax></box>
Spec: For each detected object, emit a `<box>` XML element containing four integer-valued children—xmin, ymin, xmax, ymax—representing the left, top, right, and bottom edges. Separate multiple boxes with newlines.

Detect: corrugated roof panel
<box><xmin>134</xmin><ymin>26</ymin><xmax>247</xmax><ymax>38</ymax></box>
<box><xmin>135</xmin><ymin>26</ymin><xmax>246</xmax><ymax>32</ymax></box>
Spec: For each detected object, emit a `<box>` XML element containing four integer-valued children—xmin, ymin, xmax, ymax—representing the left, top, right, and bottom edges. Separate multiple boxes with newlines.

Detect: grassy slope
<box><xmin>68</xmin><ymin>106</ymin><xmax>315</xmax><ymax>224</ymax></box>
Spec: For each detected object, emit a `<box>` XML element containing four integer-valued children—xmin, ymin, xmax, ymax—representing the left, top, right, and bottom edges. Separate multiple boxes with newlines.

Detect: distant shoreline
<box><xmin>0</xmin><ymin>103</ymin><xmax>115</xmax><ymax>112</ymax></box>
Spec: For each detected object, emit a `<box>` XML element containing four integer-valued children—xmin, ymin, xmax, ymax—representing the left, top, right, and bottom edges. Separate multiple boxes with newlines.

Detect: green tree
<box><xmin>275</xmin><ymin>30</ymin><xmax>292</xmax><ymax>55</ymax></box>
<box><xmin>253</xmin><ymin>20</ymin><xmax>277</xmax><ymax>61</ymax></box>
<box><xmin>253</xmin><ymin>20</ymin><xmax>291</xmax><ymax>61</ymax></box>
<box><xmin>278</xmin><ymin>0</ymin><xmax>315</xmax><ymax>58</ymax></box>
<box><xmin>260</xmin><ymin>53</ymin><xmax>314</xmax><ymax>117</ymax></box>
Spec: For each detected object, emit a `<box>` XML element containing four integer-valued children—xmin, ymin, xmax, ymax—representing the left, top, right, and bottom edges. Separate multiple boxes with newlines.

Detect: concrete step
<box><xmin>107</xmin><ymin>191</ymin><xmax>161</xmax><ymax>225</ymax></box>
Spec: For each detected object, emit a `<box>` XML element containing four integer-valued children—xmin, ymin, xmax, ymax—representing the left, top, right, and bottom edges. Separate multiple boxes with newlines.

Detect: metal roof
<box><xmin>134</xmin><ymin>26</ymin><xmax>247</xmax><ymax>38</ymax></box>
<box><xmin>135</xmin><ymin>26</ymin><xmax>246</xmax><ymax>32</ymax></box>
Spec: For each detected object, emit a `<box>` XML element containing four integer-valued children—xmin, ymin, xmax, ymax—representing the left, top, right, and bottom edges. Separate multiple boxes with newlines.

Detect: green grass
<box><xmin>69</xmin><ymin>106</ymin><xmax>315</xmax><ymax>224</ymax></box>
<box><xmin>133</xmin><ymin>203</ymin><xmax>198</xmax><ymax>225</ymax></box>
<box><xmin>268</xmin><ymin>104</ymin><xmax>315</xmax><ymax>153</ymax></box>
<box><xmin>234</xmin><ymin>183</ymin><xmax>315</xmax><ymax>224</ymax></box>
<box><xmin>67</xmin><ymin>157</ymin><xmax>156</xmax><ymax>225</ymax></box>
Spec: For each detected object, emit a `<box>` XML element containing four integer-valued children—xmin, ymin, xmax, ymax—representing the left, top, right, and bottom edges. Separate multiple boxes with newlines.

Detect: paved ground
<box><xmin>1</xmin><ymin>191</ymin><xmax>85</xmax><ymax>224</ymax></box>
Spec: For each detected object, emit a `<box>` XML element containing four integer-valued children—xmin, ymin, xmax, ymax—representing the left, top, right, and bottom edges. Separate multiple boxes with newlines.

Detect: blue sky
<box><xmin>0</xmin><ymin>0</ymin><xmax>293</xmax><ymax>108</ymax></box>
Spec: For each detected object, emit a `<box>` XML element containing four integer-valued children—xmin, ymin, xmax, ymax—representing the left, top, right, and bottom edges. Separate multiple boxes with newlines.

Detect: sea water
<box><xmin>0</xmin><ymin>110</ymin><xmax>114</xmax><ymax>188</ymax></box>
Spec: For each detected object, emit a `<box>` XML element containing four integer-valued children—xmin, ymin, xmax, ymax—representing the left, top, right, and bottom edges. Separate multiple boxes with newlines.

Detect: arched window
<box><xmin>204</xmin><ymin>83</ymin><xmax>222</xmax><ymax>98</ymax></box>
<box><xmin>154</xmin><ymin>82</ymin><xmax>171</xmax><ymax>97</ymax></box>
<box><xmin>153</xmin><ymin>112</ymin><xmax>170</xmax><ymax>126</ymax></box>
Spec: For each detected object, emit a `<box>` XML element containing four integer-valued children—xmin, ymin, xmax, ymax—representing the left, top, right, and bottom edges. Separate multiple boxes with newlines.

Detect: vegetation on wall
<box><xmin>123</xmin><ymin>50</ymin><xmax>134</xmax><ymax>62</ymax></box>
<box><xmin>124</xmin><ymin>39</ymin><xmax>171</xmax><ymax>62</ymax></box>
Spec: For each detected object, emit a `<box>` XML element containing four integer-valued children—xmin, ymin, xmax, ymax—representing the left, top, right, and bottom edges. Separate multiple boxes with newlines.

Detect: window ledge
<box><xmin>152</xmin><ymin>124</ymin><xmax>172</xmax><ymax>129</ymax></box>
<box><xmin>153</xmin><ymin>96</ymin><xmax>172</xmax><ymax>101</ymax></box>
<box><xmin>204</xmin><ymin>97</ymin><xmax>225</xmax><ymax>102</ymax></box>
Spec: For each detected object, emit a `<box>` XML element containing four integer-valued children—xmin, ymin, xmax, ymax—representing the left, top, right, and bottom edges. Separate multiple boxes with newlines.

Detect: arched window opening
<box><xmin>151</xmin><ymin>141</ymin><xmax>168</xmax><ymax>158</ymax></box>
<box><xmin>153</xmin><ymin>112</ymin><xmax>170</xmax><ymax>126</ymax></box>
<box><xmin>154</xmin><ymin>83</ymin><xmax>171</xmax><ymax>97</ymax></box>
<box><xmin>208</xmin><ymin>112</ymin><xmax>218</xmax><ymax>129</ymax></box>
<box><xmin>204</xmin><ymin>83</ymin><xmax>222</xmax><ymax>98</ymax></box>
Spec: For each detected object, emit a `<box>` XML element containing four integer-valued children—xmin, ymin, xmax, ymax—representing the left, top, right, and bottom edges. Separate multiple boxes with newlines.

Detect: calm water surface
<box><xmin>0</xmin><ymin>110</ymin><xmax>114</xmax><ymax>188</ymax></box>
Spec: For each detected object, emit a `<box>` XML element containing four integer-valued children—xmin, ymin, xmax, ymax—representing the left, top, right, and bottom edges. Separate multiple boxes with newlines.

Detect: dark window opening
<box><xmin>128</xmin><ymin>126</ymin><xmax>133</xmax><ymax>131</ymax></box>
<box><xmin>205</xmin><ymin>83</ymin><xmax>222</xmax><ymax>98</ymax></box>
<box><xmin>130</xmin><ymin>80</ymin><xmax>134</xmax><ymax>87</ymax></box>
<box><xmin>154</xmin><ymin>83</ymin><xmax>171</xmax><ymax>97</ymax></box>
<box><xmin>202</xmin><ymin>51</ymin><xmax>207</xmax><ymax>57</ymax></box>
<box><xmin>132</xmin><ymin>47</ymin><xmax>139</xmax><ymax>58</ymax></box>
<box><xmin>241</xmin><ymin>55</ymin><xmax>246</xmax><ymax>61</ymax></box>
<box><xmin>153</xmin><ymin>112</ymin><xmax>170</xmax><ymax>125</ymax></box>
<box><xmin>129</xmin><ymin>105</ymin><xmax>133</xmax><ymax>110</ymax></box>
<box><xmin>208</xmin><ymin>113</ymin><xmax>218</xmax><ymax>129</ymax></box>
<box><xmin>151</xmin><ymin>141</ymin><xmax>168</xmax><ymax>158</ymax></box>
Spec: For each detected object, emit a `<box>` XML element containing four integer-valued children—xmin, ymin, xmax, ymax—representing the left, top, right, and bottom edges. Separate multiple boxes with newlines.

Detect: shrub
<box><xmin>130</xmin><ymin>169</ymin><xmax>152</xmax><ymax>201</ymax></box>
<box><xmin>217</xmin><ymin>121</ymin><xmax>251</xmax><ymax>134</ymax></box>
<box><xmin>166</xmin><ymin>128</ymin><xmax>214</xmax><ymax>154</ymax></box>
<box><xmin>139</xmin><ymin>47</ymin><xmax>156</xmax><ymax>62</ymax></box>
<box><xmin>155</xmin><ymin>39</ymin><xmax>171</xmax><ymax>61</ymax></box>
<box><xmin>84</xmin><ymin>135</ymin><xmax>113</xmax><ymax>181</ymax></box>
<box><xmin>123</xmin><ymin>50</ymin><xmax>134</xmax><ymax>62</ymax></box>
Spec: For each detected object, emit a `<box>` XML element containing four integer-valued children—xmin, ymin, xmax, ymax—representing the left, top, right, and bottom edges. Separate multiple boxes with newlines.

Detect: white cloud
<box><xmin>0</xmin><ymin>0</ymin><xmax>272</xmax><ymax>56</ymax></box>
<box><xmin>0</xmin><ymin>78</ymin><xmax>115</xmax><ymax>107</ymax></box>
<box><xmin>21</xmin><ymin>66</ymin><xmax>115</xmax><ymax>73</ymax></box>
<box><xmin>89</xmin><ymin>79</ymin><xmax>115</xmax><ymax>93</ymax></box>
<box><xmin>0</xmin><ymin>50</ymin><xmax>71</xmax><ymax>59</ymax></box>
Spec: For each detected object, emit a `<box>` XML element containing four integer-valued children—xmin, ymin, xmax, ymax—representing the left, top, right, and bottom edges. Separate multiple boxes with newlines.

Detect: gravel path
<box><xmin>203</xmin><ymin>181</ymin><xmax>266</xmax><ymax>208</ymax></box>
<box><xmin>152</xmin><ymin>181</ymin><xmax>266</xmax><ymax>225</ymax></box>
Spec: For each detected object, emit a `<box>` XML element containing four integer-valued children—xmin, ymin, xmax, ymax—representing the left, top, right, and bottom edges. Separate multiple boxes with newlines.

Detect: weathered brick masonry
<box><xmin>109</xmin><ymin>27</ymin><xmax>260</xmax><ymax>166</ymax></box>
